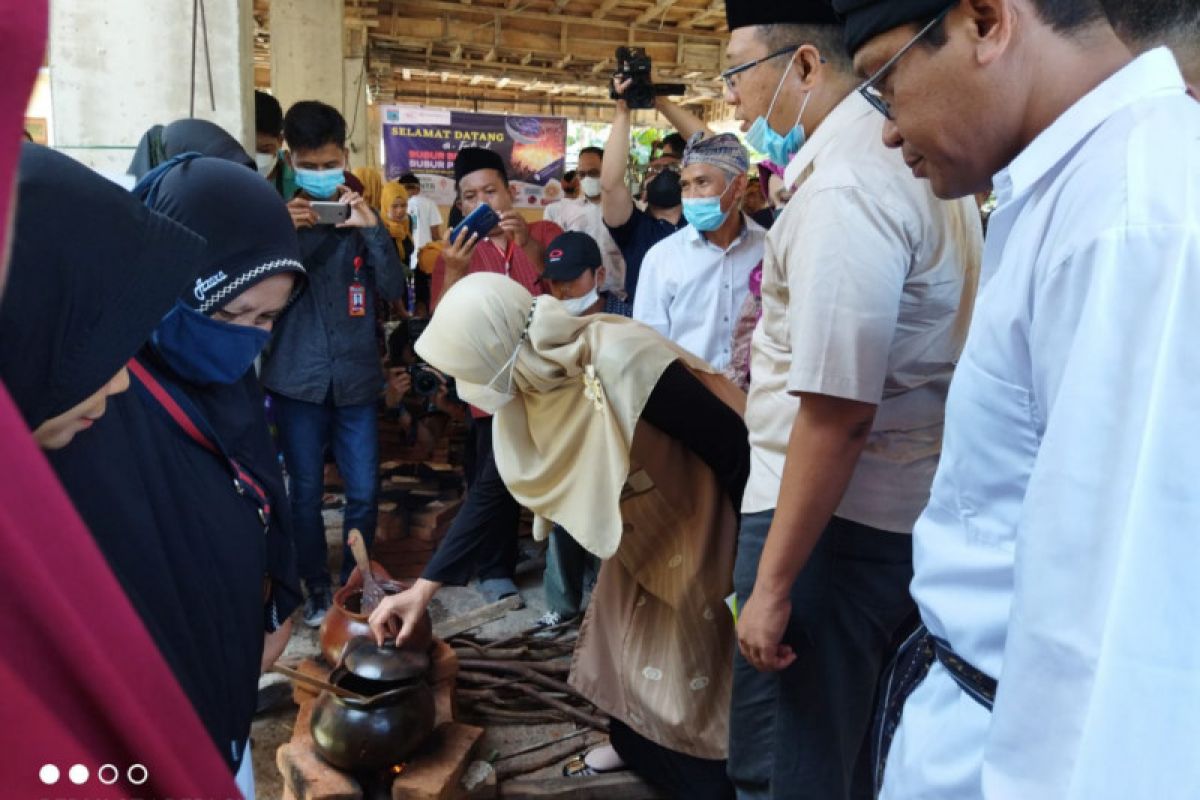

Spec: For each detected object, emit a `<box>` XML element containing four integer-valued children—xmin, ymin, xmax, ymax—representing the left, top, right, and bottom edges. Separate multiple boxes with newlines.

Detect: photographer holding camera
<box><xmin>384</xmin><ymin>320</ymin><xmax>463</xmax><ymax>428</ymax></box>
<box><xmin>602</xmin><ymin>49</ymin><xmax>713</xmax><ymax>302</ymax></box>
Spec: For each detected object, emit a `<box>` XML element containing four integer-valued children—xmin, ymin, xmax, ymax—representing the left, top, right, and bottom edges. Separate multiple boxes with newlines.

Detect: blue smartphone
<box><xmin>450</xmin><ymin>203</ymin><xmax>500</xmax><ymax>244</ymax></box>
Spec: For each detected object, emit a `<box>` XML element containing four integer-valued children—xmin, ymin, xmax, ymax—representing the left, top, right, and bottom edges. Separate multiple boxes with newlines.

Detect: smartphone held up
<box><xmin>449</xmin><ymin>203</ymin><xmax>500</xmax><ymax>244</ymax></box>
<box><xmin>311</xmin><ymin>200</ymin><xmax>351</xmax><ymax>225</ymax></box>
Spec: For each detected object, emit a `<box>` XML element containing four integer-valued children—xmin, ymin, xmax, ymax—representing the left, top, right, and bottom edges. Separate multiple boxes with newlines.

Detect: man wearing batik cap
<box><xmin>632</xmin><ymin>132</ymin><xmax>765</xmax><ymax>371</ymax></box>
<box><xmin>719</xmin><ymin>2</ymin><xmax>982</xmax><ymax>798</ymax></box>
<box><xmin>838</xmin><ymin>1</ymin><xmax>1200</xmax><ymax>798</ymax></box>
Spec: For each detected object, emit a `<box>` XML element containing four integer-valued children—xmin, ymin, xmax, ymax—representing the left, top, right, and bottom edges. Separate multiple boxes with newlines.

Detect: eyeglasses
<box><xmin>645</xmin><ymin>162</ymin><xmax>681</xmax><ymax>178</ymax></box>
<box><xmin>719</xmin><ymin>46</ymin><xmax>800</xmax><ymax>91</ymax></box>
<box><xmin>857</xmin><ymin>5</ymin><xmax>953</xmax><ymax>120</ymax></box>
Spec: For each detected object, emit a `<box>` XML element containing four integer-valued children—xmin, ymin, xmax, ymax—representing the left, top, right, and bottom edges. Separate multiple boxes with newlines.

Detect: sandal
<box><xmin>562</xmin><ymin>749</ymin><xmax>625</xmax><ymax>778</ymax></box>
<box><xmin>562</xmin><ymin>755</ymin><xmax>600</xmax><ymax>777</ymax></box>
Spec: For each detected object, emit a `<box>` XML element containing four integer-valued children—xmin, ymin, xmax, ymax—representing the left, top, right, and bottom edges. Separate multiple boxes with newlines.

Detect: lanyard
<box><xmin>127</xmin><ymin>356</ymin><xmax>272</xmax><ymax>528</ymax></box>
<box><xmin>491</xmin><ymin>238</ymin><xmax>516</xmax><ymax>276</ymax></box>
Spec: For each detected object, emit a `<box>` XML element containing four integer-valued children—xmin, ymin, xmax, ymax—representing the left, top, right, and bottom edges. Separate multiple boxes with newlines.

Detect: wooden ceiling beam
<box><xmin>591</xmin><ymin>0</ymin><xmax>621</xmax><ymax>19</ymax></box>
<box><xmin>635</xmin><ymin>0</ymin><xmax>677</xmax><ymax>25</ymax></box>
<box><xmin>371</xmin><ymin>25</ymin><xmax>691</xmax><ymax>69</ymax></box>
<box><xmin>373</xmin><ymin>18</ymin><xmax>694</xmax><ymax>68</ymax></box>
<box><xmin>681</xmin><ymin>0</ymin><xmax>723</xmax><ymax>29</ymax></box>
<box><xmin>385</xmin><ymin>0</ymin><xmax>727</xmax><ymax>41</ymax></box>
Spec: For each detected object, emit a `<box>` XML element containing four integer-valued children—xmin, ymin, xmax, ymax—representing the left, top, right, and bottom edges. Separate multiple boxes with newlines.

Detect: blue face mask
<box><xmin>151</xmin><ymin>301</ymin><xmax>270</xmax><ymax>386</ymax></box>
<box><xmin>745</xmin><ymin>55</ymin><xmax>813</xmax><ymax>167</ymax></box>
<box><xmin>682</xmin><ymin>180</ymin><xmax>734</xmax><ymax>232</ymax></box>
<box><xmin>294</xmin><ymin>167</ymin><xmax>344</xmax><ymax>199</ymax></box>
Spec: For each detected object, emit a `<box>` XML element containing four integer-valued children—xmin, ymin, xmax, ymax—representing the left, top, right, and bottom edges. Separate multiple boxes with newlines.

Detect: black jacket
<box><xmin>261</xmin><ymin>220</ymin><xmax>406</xmax><ymax>406</ymax></box>
<box><xmin>50</xmin><ymin>357</ymin><xmax>301</xmax><ymax>774</ymax></box>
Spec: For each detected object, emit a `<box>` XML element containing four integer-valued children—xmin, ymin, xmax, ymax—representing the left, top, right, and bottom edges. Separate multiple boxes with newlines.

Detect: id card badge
<box><xmin>348</xmin><ymin>282</ymin><xmax>366</xmax><ymax>317</ymax></box>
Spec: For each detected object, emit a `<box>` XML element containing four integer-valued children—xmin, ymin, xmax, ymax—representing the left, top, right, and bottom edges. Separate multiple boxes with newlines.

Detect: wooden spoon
<box><xmin>347</xmin><ymin>529</ymin><xmax>385</xmax><ymax>615</ymax></box>
<box><xmin>270</xmin><ymin>663</ymin><xmax>368</xmax><ymax>702</ymax></box>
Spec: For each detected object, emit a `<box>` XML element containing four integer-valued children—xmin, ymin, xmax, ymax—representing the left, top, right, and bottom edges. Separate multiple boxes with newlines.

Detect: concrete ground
<box><xmin>249</xmin><ymin>509</ymin><xmax>556</xmax><ymax>799</ymax></box>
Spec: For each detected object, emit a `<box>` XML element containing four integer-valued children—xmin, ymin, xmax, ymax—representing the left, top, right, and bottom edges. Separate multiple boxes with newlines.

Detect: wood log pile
<box><xmin>446</xmin><ymin>621</ymin><xmax>607</xmax><ymax>735</ymax></box>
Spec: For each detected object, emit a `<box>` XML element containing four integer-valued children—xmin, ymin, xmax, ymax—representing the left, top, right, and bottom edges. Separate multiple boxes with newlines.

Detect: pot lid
<box><xmin>341</xmin><ymin>637</ymin><xmax>431</xmax><ymax>683</ymax></box>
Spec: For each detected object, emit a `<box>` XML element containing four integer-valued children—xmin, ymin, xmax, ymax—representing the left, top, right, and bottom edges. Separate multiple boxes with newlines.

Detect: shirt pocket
<box><xmin>937</xmin><ymin>356</ymin><xmax>1040</xmax><ymax>547</ymax></box>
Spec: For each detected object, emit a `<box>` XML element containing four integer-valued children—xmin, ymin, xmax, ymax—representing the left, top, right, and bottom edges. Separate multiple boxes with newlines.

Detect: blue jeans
<box><xmin>728</xmin><ymin>511</ymin><xmax>915</xmax><ymax>800</ymax></box>
<box><xmin>272</xmin><ymin>392</ymin><xmax>378</xmax><ymax>589</ymax></box>
<box><xmin>543</xmin><ymin>524</ymin><xmax>599</xmax><ymax>618</ymax></box>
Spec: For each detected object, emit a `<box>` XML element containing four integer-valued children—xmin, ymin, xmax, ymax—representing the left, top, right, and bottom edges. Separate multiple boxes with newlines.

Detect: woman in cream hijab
<box><xmin>370</xmin><ymin>273</ymin><xmax>748</xmax><ymax>799</ymax></box>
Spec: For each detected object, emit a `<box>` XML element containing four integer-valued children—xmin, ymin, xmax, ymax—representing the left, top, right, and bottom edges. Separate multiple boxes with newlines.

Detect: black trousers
<box><xmin>728</xmin><ymin>513</ymin><xmax>915</xmax><ymax>800</ymax></box>
<box><xmin>610</xmin><ymin>718</ymin><xmax>734</xmax><ymax>800</ymax></box>
<box><xmin>421</xmin><ymin>416</ymin><xmax>520</xmax><ymax>585</ymax></box>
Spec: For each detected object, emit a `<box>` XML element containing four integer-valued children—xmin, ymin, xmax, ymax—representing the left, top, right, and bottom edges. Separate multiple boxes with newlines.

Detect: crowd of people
<box><xmin>1</xmin><ymin>0</ymin><xmax>1198</xmax><ymax>799</ymax></box>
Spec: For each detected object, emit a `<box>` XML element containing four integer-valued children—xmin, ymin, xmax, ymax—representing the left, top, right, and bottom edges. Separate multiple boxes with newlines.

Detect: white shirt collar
<box><xmin>784</xmin><ymin>91</ymin><xmax>875</xmax><ymax>191</ymax></box>
<box><xmin>993</xmin><ymin>47</ymin><xmax>1184</xmax><ymax>205</ymax></box>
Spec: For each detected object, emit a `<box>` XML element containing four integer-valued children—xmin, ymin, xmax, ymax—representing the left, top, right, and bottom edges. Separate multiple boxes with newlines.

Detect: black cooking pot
<box><xmin>310</xmin><ymin>637</ymin><xmax>436</xmax><ymax>771</ymax></box>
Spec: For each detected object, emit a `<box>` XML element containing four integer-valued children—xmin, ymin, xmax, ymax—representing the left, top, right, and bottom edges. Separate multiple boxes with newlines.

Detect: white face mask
<box><xmin>255</xmin><ymin>152</ymin><xmax>276</xmax><ymax>178</ymax></box>
<box><xmin>455</xmin><ymin>379</ymin><xmax>516</xmax><ymax>415</ymax></box>
<box><xmin>560</xmin><ymin>287</ymin><xmax>600</xmax><ymax>317</ymax></box>
<box><xmin>580</xmin><ymin>176</ymin><xmax>602</xmax><ymax>198</ymax></box>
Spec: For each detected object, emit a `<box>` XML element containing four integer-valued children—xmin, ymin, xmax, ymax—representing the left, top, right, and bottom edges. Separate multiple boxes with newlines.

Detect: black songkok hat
<box><xmin>725</xmin><ymin>1</ymin><xmax>840</xmax><ymax>31</ymax></box>
<box><xmin>453</xmin><ymin>147</ymin><xmax>507</xmax><ymax>185</ymax></box>
<box><xmin>831</xmin><ymin>0</ymin><xmax>955</xmax><ymax>56</ymax></box>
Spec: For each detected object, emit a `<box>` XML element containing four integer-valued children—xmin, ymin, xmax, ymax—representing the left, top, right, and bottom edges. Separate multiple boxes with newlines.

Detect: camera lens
<box><xmin>410</xmin><ymin>367</ymin><xmax>439</xmax><ymax>397</ymax></box>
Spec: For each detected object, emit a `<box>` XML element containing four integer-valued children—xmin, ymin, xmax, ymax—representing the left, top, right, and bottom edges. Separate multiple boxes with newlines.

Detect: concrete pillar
<box><xmin>270</xmin><ymin>0</ymin><xmax>344</xmax><ymax>113</ymax></box>
<box><xmin>272</xmin><ymin>0</ymin><xmax>373</xmax><ymax>166</ymax></box>
<box><xmin>366</xmin><ymin>102</ymin><xmax>383</xmax><ymax>169</ymax></box>
<box><xmin>343</xmin><ymin>56</ymin><xmax>369</xmax><ymax>167</ymax></box>
<box><xmin>49</xmin><ymin>0</ymin><xmax>255</xmax><ymax>174</ymax></box>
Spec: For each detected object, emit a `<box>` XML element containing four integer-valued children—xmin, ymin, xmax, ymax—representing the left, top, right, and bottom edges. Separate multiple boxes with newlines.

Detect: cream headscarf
<box><xmin>415</xmin><ymin>273</ymin><xmax>716</xmax><ymax>559</ymax></box>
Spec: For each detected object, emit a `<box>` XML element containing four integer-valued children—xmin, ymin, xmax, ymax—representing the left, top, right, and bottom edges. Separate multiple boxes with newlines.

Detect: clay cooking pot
<box><xmin>310</xmin><ymin>637</ymin><xmax>436</xmax><ymax>772</ymax></box>
<box><xmin>319</xmin><ymin>563</ymin><xmax>432</xmax><ymax>665</ymax></box>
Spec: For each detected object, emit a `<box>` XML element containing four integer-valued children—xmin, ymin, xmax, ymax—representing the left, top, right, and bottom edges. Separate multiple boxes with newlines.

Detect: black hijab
<box><xmin>127</xmin><ymin>118</ymin><xmax>256</xmax><ymax>179</ymax></box>
<box><xmin>48</xmin><ymin>156</ymin><xmax>305</xmax><ymax>775</ymax></box>
<box><xmin>0</xmin><ymin>143</ymin><xmax>204</xmax><ymax>430</ymax></box>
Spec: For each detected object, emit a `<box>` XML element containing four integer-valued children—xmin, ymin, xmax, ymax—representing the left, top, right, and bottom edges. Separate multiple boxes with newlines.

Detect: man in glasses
<box><xmin>838</xmin><ymin>1</ymin><xmax>1200</xmax><ymax>798</ymax></box>
<box><xmin>721</xmin><ymin>3</ymin><xmax>982</xmax><ymax>798</ymax></box>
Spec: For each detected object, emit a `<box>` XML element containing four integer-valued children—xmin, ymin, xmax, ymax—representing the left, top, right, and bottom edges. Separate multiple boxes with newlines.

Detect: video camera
<box><xmin>609</xmin><ymin>47</ymin><xmax>687</xmax><ymax>110</ymax></box>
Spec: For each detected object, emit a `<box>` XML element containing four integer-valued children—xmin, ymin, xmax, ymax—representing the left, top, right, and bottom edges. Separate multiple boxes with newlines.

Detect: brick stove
<box><xmin>277</xmin><ymin>640</ymin><xmax>495</xmax><ymax>800</ymax></box>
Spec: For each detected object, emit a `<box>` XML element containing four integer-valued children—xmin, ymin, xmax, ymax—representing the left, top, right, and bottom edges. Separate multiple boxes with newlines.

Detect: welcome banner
<box><xmin>382</xmin><ymin>105</ymin><xmax>568</xmax><ymax>208</ymax></box>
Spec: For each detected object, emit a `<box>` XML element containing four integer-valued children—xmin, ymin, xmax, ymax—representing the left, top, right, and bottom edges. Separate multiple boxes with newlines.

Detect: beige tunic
<box><xmin>570</xmin><ymin>373</ymin><xmax>743</xmax><ymax>760</ymax></box>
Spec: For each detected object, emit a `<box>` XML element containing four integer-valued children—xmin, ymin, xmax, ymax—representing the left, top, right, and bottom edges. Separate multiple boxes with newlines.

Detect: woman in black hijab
<box><xmin>128</xmin><ymin>118</ymin><xmax>257</xmax><ymax>179</ymax></box>
<box><xmin>0</xmin><ymin>143</ymin><xmax>204</xmax><ymax>445</ymax></box>
<box><xmin>49</xmin><ymin>156</ymin><xmax>307</xmax><ymax>788</ymax></box>
<box><xmin>0</xmin><ymin>144</ymin><xmax>245</xmax><ymax>797</ymax></box>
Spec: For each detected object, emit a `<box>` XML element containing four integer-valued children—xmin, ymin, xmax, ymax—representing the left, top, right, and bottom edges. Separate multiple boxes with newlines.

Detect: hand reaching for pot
<box><xmin>368</xmin><ymin>578</ymin><xmax>441</xmax><ymax>647</ymax></box>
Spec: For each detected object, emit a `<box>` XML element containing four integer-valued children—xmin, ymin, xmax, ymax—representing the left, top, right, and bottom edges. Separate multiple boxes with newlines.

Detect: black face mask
<box><xmin>646</xmin><ymin>169</ymin><xmax>682</xmax><ymax>209</ymax></box>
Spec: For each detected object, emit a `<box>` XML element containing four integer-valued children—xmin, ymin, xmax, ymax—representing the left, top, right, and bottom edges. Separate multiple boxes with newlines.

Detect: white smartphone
<box><xmin>311</xmin><ymin>201</ymin><xmax>351</xmax><ymax>225</ymax></box>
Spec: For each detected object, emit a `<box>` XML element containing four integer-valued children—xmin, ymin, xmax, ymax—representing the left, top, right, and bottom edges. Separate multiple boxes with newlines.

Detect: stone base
<box><xmin>277</xmin><ymin>639</ymin><xmax>467</xmax><ymax>800</ymax></box>
<box><xmin>390</xmin><ymin>722</ymin><xmax>485</xmax><ymax>800</ymax></box>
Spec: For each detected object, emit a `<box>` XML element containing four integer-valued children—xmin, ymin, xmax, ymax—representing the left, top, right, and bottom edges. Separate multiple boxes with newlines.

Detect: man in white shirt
<box><xmin>554</xmin><ymin>147</ymin><xmax>629</xmax><ymax>297</ymax></box>
<box><xmin>632</xmin><ymin>133</ymin><xmax>765</xmax><ymax>372</ymax></box>
<box><xmin>720</xmin><ymin>4</ymin><xmax>982</xmax><ymax>798</ymax></box>
<box><xmin>399</xmin><ymin>173</ymin><xmax>443</xmax><ymax>264</ymax></box>
<box><xmin>1101</xmin><ymin>0</ymin><xmax>1200</xmax><ymax>93</ymax></box>
<box><xmin>541</xmin><ymin>169</ymin><xmax>577</xmax><ymax>227</ymax></box>
<box><xmin>841</xmin><ymin>0</ymin><xmax>1200</xmax><ymax>797</ymax></box>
